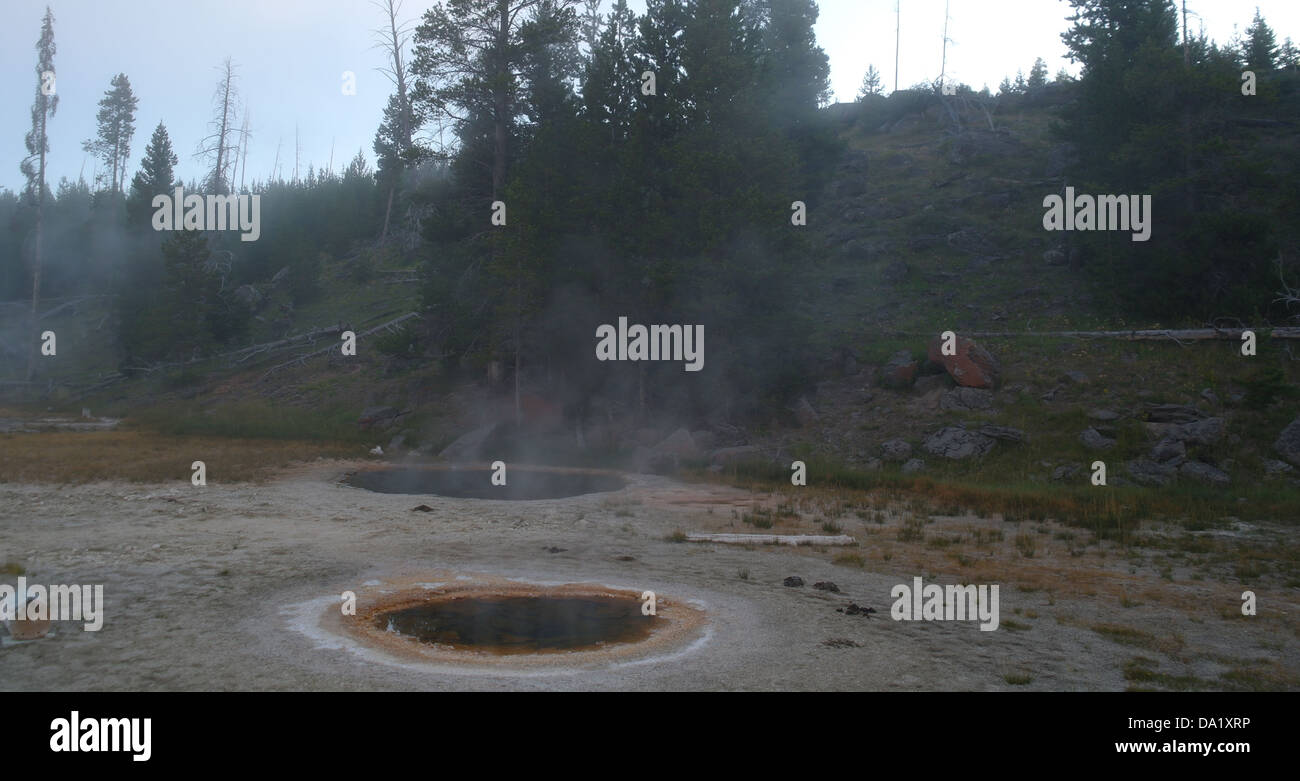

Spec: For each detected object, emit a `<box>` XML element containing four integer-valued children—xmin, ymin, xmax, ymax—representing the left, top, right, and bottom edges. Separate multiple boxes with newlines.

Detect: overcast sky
<box><xmin>2</xmin><ymin>0</ymin><xmax>1297</xmax><ymax>193</ymax></box>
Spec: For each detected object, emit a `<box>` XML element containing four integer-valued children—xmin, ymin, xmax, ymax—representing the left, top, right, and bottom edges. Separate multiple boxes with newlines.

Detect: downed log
<box><xmin>259</xmin><ymin>312</ymin><xmax>420</xmax><ymax>380</ymax></box>
<box><xmin>227</xmin><ymin>324</ymin><xmax>350</xmax><ymax>359</ymax></box>
<box><xmin>685</xmin><ymin>532</ymin><xmax>857</xmax><ymax>546</ymax></box>
<box><xmin>896</xmin><ymin>327</ymin><xmax>1300</xmax><ymax>341</ymax></box>
<box><xmin>71</xmin><ymin>374</ymin><xmax>128</xmax><ymax>399</ymax></box>
<box><xmin>39</xmin><ymin>296</ymin><xmax>105</xmax><ymax>320</ymax></box>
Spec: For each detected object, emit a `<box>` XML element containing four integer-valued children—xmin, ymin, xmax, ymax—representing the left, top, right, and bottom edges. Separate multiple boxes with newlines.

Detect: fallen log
<box><xmin>685</xmin><ymin>532</ymin><xmax>857</xmax><ymax>546</ymax></box>
<box><xmin>895</xmin><ymin>327</ymin><xmax>1300</xmax><ymax>341</ymax></box>
<box><xmin>259</xmin><ymin>312</ymin><xmax>420</xmax><ymax>380</ymax></box>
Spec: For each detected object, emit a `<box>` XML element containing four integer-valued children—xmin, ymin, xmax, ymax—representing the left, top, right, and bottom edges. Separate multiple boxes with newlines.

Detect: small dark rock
<box><xmin>1264</xmin><ymin>459</ymin><xmax>1294</xmax><ymax>476</ymax></box>
<box><xmin>1126</xmin><ymin>459</ymin><xmax>1177</xmax><ymax>487</ymax></box>
<box><xmin>1080</xmin><ymin>427</ymin><xmax>1115</xmax><ymax>451</ymax></box>
<box><xmin>783</xmin><ymin>576</ymin><xmax>805</xmax><ymax>588</ymax></box>
<box><xmin>1149</xmin><ymin>437</ymin><xmax>1186</xmax><ymax>466</ymax></box>
<box><xmin>941</xmin><ymin>387</ymin><xmax>994</xmax><ymax>411</ymax></box>
<box><xmin>913</xmin><ymin>374</ymin><xmax>951</xmax><ymax>395</ymax></box>
<box><xmin>813</xmin><ymin>581</ymin><xmax>840</xmax><ymax>593</ymax></box>
<box><xmin>901</xmin><ymin>457</ymin><xmax>927</xmax><ymax>474</ymax></box>
<box><xmin>1274</xmin><ymin>416</ymin><xmax>1300</xmax><ymax>467</ymax></box>
<box><xmin>1179</xmin><ymin>460</ymin><xmax>1230</xmax><ymax>486</ymax></box>
<box><xmin>923</xmin><ymin>427</ymin><xmax>996</xmax><ymax>460</ymax></box>
<box><xmin>1144</xmin><ymin>403</ymin><xmax>1205</xmax><ymax>424</ymax></box>
<box><xmin>1051</xmin><ymin>464</ymin><xmax>1082</xmax><ymax>481</ymax></box>
<box><xmin>880</xmin><ymin>439</ymin><xmax>913</xmax><ymax>462</ymax></box>
<box><xmin>1171</xmin><ymin>417</ymin><xmax>1225</xmax><ymax>446</ymax></box>
<box><xmin>979</xmin><ymin>425</ymin><xmax>1025</xmax><ymax>443</ymax></box>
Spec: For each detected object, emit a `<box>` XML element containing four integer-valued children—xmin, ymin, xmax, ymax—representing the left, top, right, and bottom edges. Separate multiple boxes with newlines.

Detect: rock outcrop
<box><xmin>1273</xmin><ymin>417</ymin><xmax>1300</xmax><ymax>467</ymax></box>
<box><xmin>923</xmin><ymin>427</ymin><xmax>995</xmax><ymax>460</ymax></box>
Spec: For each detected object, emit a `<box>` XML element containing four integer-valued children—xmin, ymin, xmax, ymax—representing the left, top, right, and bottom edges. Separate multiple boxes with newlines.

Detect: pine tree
<box><xmin>1059</xmin><ymin>0</ymin><xmax>1179</xmax><ymax>184</ymax></box>
<box><xmin>634</xmin><ymin>0</ymin><xmax>690</xmax><ymax>141</ymax></box>
<box><xmin>128</xmin><ymin>122</ymin><xmax>178</xmax><ymax>228</ymax></box>
<box><xmin>582</xmin><ymin>0</ymin><xmax>639</xmax><ymax>143</ymax></box>
<box><xmin>1243</xmin><ymin>7</ymin><xmax>1278</xmax><ymax>70</ymax></box>
<box><xmin>18</xmin><ymin>6</ymin><xmax>58</xmax><ymax>382</ymax></box>
<box><xmin>1056</xmin><ymin>0</ymin><xmax>1290</xmax><ymax>320</ymax></box>
<box><xmin>579</xmin><ymin>0</ymin><xmax>603</xmax><ymax>55</ymax></box>
<box><xmin>160</xmin><ymin>230</ymin><xmax>216</xmax><ymax>359</ymax></box>
<box><xmin>518</xmin><ymin>0</ymin><xmax>583</xmax><ymax>132</ymax></box>
<box><xmin>412</xmin><ymin>0</ymin><xmax>580</xmax><ymax>202</ymax></box>
<box><xmin>1028</xmin><ymin>57</ymin><xmax>1049</xmax><ymax>89</ymax></box>
<box><xmin>858</xmin><ymin>65</ymin><xmax>883</xmax><ymax>99</ymax></box>
<box><xmin>82</xmin><ymin>73</ymin><xmax>138</xmax><ymax>194</ymax></box>
<box><xmin>1280</xmin><ymin>37</ymin><xmax>1300</xmax><ymax>70</ymax></box>
<box><xmin>412</xmin><ymin>0</ymin><xmax>582</xmax><ymax>424</ymax></box>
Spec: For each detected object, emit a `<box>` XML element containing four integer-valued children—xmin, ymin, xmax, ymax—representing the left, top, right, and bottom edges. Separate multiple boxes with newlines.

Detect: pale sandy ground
<box><xmin>1</xmin><ymin>461</ymin><xmax>1295</xmax><ymax>691</ymax></box>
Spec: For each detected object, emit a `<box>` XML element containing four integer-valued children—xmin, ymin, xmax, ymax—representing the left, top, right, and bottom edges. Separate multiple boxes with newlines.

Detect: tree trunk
<box><xmin>514</xmin><ymin>314</ymin><xmax>522</xmax><ymax>428</ymax></box>
<box><xmin>638</xmin><ymin>363</ymin><xmax>645</xmax><ymax>422</ymax></box>
<box><xmin>26</xmin><ymin>112</ymin><xmax>47</xmax><ymax>383</ymax></box>
<box><xmin>215</xmin><ymin>78</ymin><xmax>230</xmax><ymax>192</ymax></box>
<box><xmin>493</xmin><ymin>0</ymin><xmax>509</xmax><ymax>201</ymax></box>
<box><xmin>26</xmin><ymin>214</ymin><xmax>43</xmax><ymax>383</ymax></box>
<box><xmin>380</xmin><ymin>182</ymin><xmax>395</xmax><ymax>242</ymax></box>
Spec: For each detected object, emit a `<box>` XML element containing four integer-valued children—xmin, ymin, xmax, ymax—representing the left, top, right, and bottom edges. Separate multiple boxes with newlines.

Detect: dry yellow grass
<box><xmin>682</xmin><ymin>481</ymin><xmax>1300</xmax><ymax>617</ymax></box>
<box><xmin>0</xmin><ymin>430</ymin><xmax>357</xmax><ymax>483</ymax></box>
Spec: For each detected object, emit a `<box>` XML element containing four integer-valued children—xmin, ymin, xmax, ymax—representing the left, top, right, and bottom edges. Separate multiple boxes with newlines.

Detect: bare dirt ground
<box><xmin>2</xmin><ymin>459</ymin><xmax>1297</xmax><ymax>691</ymax></box>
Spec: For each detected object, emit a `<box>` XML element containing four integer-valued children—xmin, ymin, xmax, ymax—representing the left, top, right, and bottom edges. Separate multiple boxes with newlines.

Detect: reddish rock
<box><xmin>880</xmin><ymin>350</ymin><xmax>918</xmax><ymax>389</ymax></box>
<box><xmin>518</xmin><ymin>393</ymin><xmax>563</xmax><ymax>429</ymax></box>
<box><xmin>927</xmin><ymin>335</ymin><xmax>1001</xmax><ymax>389</ymax></box>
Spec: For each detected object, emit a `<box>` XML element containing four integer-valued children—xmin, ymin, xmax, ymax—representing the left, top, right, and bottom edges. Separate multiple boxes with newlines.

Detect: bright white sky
<box><xmin>2</xmin><ymin>0</ymin><xmax>1297</xmax><ymax>193</ymax></box>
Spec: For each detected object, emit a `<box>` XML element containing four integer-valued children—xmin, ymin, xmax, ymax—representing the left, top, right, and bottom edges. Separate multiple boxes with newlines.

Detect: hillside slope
<box><xmin>5</xmin><ymin>90</ymin><xmax>1299</xmax><ymax>516</ymax></box>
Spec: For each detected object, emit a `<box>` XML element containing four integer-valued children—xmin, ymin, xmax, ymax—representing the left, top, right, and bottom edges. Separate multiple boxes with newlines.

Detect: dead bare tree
<box><xmin>20</xmin><ymin>8</ymin><xmax>58</xmax><ymax>382</ymax></box>
<box><xmin>371</xmin><ymin>0</ymin><xmax>418</xmax><ymax>241</ymax></box>
<box><xmin>195</xmin><ymin>57</ymin><xmax>240</xmax><ymax>193</ymax></box>
<box><xmin>1275</xmin><ymin>254</ymin><xmax>1300</xmax><ymax>321</ymax></box>
<box><xmin>270</xmin><ymin>136</ymin><xmax>282</xmax><ymax>183</ymax></box>
<box><xmin>235</xmin><ymin>104</ymin><xmax>251</xmax><ymax>192</ymax></box>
